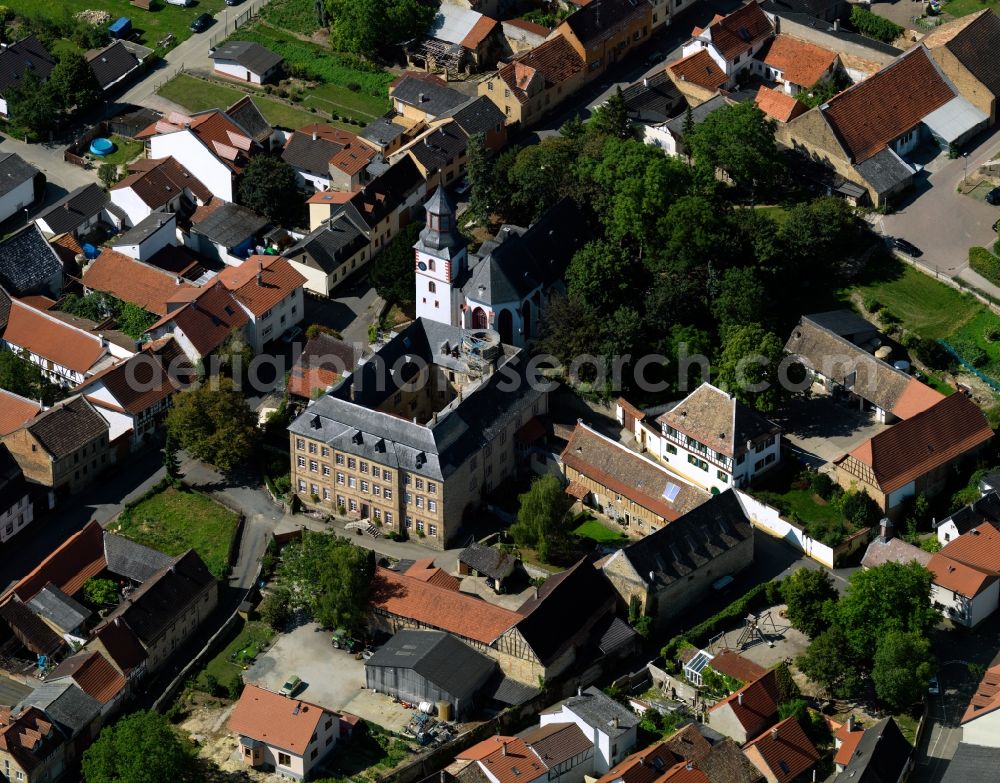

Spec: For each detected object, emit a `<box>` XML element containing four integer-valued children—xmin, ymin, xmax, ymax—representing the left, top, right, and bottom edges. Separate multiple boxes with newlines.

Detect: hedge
<box><xmin>850</xmin><ymin>6</ymin><xmax>903</xmax><ymax>44</ymax></box>
<box><xmin>970</xmin><ymin>246</ymin><xmax>1000</xmax><ymax>286</ymax></box>
<box><xmin>661</xmin><ymin>580</ymin><xmax>782</xmax><ymax>664</ymax></box>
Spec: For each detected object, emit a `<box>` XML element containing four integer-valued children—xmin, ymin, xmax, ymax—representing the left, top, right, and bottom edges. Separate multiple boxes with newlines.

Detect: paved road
<box><xmin>877</xmin><ymin>122</ymin><xmax>1000</xmax><ymax>296</ymax></box>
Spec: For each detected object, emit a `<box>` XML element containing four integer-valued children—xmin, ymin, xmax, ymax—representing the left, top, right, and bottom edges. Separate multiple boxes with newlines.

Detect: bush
<box><xmin>970</xmin><ymin>246</ymin><xmax>1000</xmax><ymax>285</ymax></box>
<box><xmin>862</xmin><ymin>295</ymin><xmax>881</xmax><ymax>313</ymax></box>
<box><xmin>259</xmin><ymin>588</ymin><xmax>291</xmax><ymax>630</ymax></box>
<box><xmin>878</xmin><ymin>308</ymin><xmax>901</xmax><ymax>327</ymax></box>
<box><xmin>914</xmin><ymin>337</ymin><xmax>952</xmax><ymax>371</ymax></box>
<box><xmin>810</xmin><ymin>471</ymin><xmax>834</xmax><ymax>500</ymax></box>
<box><xmin>985</xmin><ymin>325</ymin><xmax>1000</xmax><ymax>343</ymax></box>
<box><xmin>951</xmin><ymin>335</ymin><xmax>988</xmax><ymax>368</ymax></box>
<box><xmin>347</xmin><ymin>81</ymin><xmax>361</xmax><ymax>92</ymax></box>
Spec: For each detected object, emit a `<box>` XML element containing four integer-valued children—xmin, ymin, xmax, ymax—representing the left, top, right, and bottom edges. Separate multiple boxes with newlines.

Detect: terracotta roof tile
<box><xmin>229</xmin><ymin>684</ymin><xmax>333</xmax><ymax>754</ymax></box>
<box><xmin>371</xmin><ymin>567</ymin><xmax>519</xmax><ymax>645</ymax></box>
<box><xmin>669</xmin><ymin>49</ymin><xmax>728</xmax><ymax>91</ymax></box>
<box><xmin>461</xmin><ymin>16</ymin><xmax>498</xmax><ymax>49</ymax></box>
<box><xmin>114</xmin><ymin>156</ymin><xmax>211</xmax><ymax>206</ymax></box>
<box><xmin>840</xmin><ymin>394</ymin><xmax>993</xmax><ymax>494</ymax></box>
<box><xmin>709</xmin><ymin>670</ymin><xmax>779</xmax><ymax>734</ymax></box>
<box><xmin>938</xmin><ymin>523</ymin><xmax>1000</xmax><ymax>575</ymax></box>
<box><xmin>498</xmin><ymin>36</ymin><xmax>584</xmax><ymax>104</ymax></box>
<box><xmin>702</xmin><ymin>2</ymin><xmax>774</xmax><ymax>61</ymax></box>
<box><xmin>217</xmin><ymin>255</ymin><xmax>306</xmax><ymax>317</ymax></box>
<box><xmin>405</xmin><ymin>560</ymin><xmax>462</xmax><ymax>591</ymax></box>
<box><xmin>928</xmin><ymin>552</ymin><xmax>995</xmax><ymax>598</ymax></box>
<box><xmin>962</xmin><ymin>658</ymin><xmax>1000</xmax><ymax>724</ymax></box>
<box><xmin>49</xmin><ymin>650</ymin><xmax>125</xmax><ymax>704</ymax></box>
<box><xmin>50</xmin><ymin>233</ymin><xmax>84</xmax><ymax>267</ymax></box>
<box><xmin>503</xmin><ymin>18</ymin><xmax>550</xmax><ymax>36</ymax></box>
<box><xmin>307</xmin><ymin>190</ymin><xmax>354</xmax><ymax>205</ymax></box>
<box><xmin>77</xmin><ymin>349</ymin><xmax>177</xmax><ymax>414</ymax></box>
<box><xmin>3</xmin><ymin>300</ymin><xmax>107</xmax><ymax>375</ymax></box>
<box><xmin>83</xmin><ymin>249</ymin><xmax>196</xmax><ymax>317</ymax></box>
<box><xmin>709</xmin><ymin>651</ymin><xmax>767</xmax><ymax>684</ymax></box>
<box><xmin>833</xmin><ymin>722</ymin><xmax>864</xmax><ymax>767</ymax></box>
<box><xmin>744</xmin><ymin>716</ymin><xmax>819</xmax><ymax>783</ymax></box>
<box><xmin>594</xmin><ymin>741</ymin><xmax>682</xmax><ymax>783</ymax></box>
<box><xmin>822</xmin><ymin>46</ymin><xmax>954</xmax><ymax>162</ymax></box>
<box><xmin>461</xmin><ymin>737</ymin><xmax>546</xmax><ymax>783</ymax></box>
<box><xmin>0</xmin><ymin>389</ymin><xmax>40</xmax><ymax>435</ymax></box>
<box><xmin>754</xmin><ymin>86</ymin><xmax>806</xmax><ymax>122</ymax></box>
<box><xmin>150</xmin><ymin>282</ymin><xmax>249</xmax><ymax>357</ymax></box>
<box><xmin>92</xmin><ymin>618</ymin><xmax>147</xmax><ymax>673</ymax></box>
<box><xmin>892</xmin><ymin>377</ymin><xmax>946</xmax><ymax>419</ymax></box>
<box><xmin>2</xmin><ymin>520</ymin><xmax>106</xmax><ymax>603</ymax></box>
<box><xmin>761</xmin><ymin>35</ymin><xmax>837</xmax><ymax>88</ymax></box>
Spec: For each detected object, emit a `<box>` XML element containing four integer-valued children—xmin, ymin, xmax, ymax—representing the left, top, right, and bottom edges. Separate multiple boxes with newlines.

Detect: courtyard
<box><xmin>771</xmin><ymin>393</ymin><xmax>891</xmax><ymax>468</ymax></box>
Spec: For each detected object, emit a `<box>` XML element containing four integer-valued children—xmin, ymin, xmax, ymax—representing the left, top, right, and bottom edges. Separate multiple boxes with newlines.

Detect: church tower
<box><xmin>414</xmin><ymin>187</ymin><xmax>466</xmax><ymax>326</ymax></box>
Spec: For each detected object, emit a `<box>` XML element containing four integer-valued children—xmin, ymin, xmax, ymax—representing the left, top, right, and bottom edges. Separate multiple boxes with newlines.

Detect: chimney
<box><xmin>643</xmin><ymin>77</ymin><xmax>648</xmax><ymax>88</ymax></box>
<box><xmin>613</xmin><ymin>716</ymin><xmax>619</xmax><ymax>729</ymax></box>
<box><xmin>833</xmin><ymin>19</ymin><xmax>839</xmax><ymax>30</ymax></box>
<box><xmin>880</xmin><ymin>517</ymin><xmax>892</xmax><ymax>543</ymax></box>
<box><xmin>638</xmin><ymin>758</ymin><xmax>646</xmax><ymax>767</ymax></box>
<box><xmin>257</xmin><ymin>260</ymin><xmax>264</xmax><ymax>286</ymax></box>
<box><xmin>771</xmin><ymin>727</ymin><xmax>779</xmax><ymax>740</ymax></box>
<box><xmin>737</xmin><ymin>692</ymin><xmax>743</xmax><ymax>706</ymax></box>
<box><xmin>685</xmin><ymin>763</ymin><xmax>693</xmax><ymax>772</ymax></box>
<box><xmin>418</xmin><ymin>92</ymin><xmax>425</xmax><ymax>103</ymax></box>
<box><xmin>846</xmin><ymin>715</ymin><xmax>855</xmax><ymax>732</ymax></box>
<box><xmin>441</xmin><ymin>772</ymin><xmax>447</xmax><ymax>783</ymax></box>
<box><xmin>502</xmin><ymin>741</ymin><xmax>508</xmax><ymax>756</ymax></box>
<box><xmin>577</xmin><ymin>686</ymin><xmax>583</xmax><ymax>697</ymax></box>
<box><xmin>312</xmin><ymin>130</ymin><xmax>318</xmax><ymax>141</ymax></box>
<box><xmin>176</xmin><ymin>276</ymin><xmax>183</xmax><ymax>286</ymax></box>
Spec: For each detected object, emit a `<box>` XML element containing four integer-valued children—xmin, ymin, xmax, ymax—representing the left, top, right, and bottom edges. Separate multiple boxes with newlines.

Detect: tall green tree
<box><xmin>782</xmin><ymin>568</ymin><xmax>838</xmax><ymax>639</ymax></box>
<box><xmin>510</xmin><ymin>474</ymin><xmax>572</xmax><ymax>562</ymax></box>
<box><xmin>565</xmin><ymin>240</ymin><xmax>635</xmax><ymax>317</ymax></box>
<box><xmin>714</xmin><ymin>323</ymin><xmax>787</xmax><ymax>413</ymax></box>
<box><xmin>328</xmin><ymin>0</ymin><xmax>438</xmax><ymax>53</ymax></box>
<box><xmin>836</xmin><ymin>561</ymin><xmax>936</xmax><ymax>664</ymax></box>
<box><xmin>117</xmin><ymin>302</ymin><xmax>156</xmax><ymax>341</ymax></box>
<box><xmin>465</xmin><ymin>132</ymin><xmax>497</xmax><ymax>226</ymax></box>
<box><xmin>590</xmin><ymin>87</ymin><xmax>634</xmax><ymax>139</ymax></box>
<box><xmin>687</xmin><ymin>102</ymin><xmax>782</xmax><ymax>192</ymax></box>
<box><xmin>166</xmin><ymin>379</ymin><xmax>258</xmax><ymax>472</ymax></box>
<box><xmin>163</xmin><ymin>430</ymin><xmax>181</xmax><ymax>485</ymax></box>
<box><xmin>872</xmin><ymin>630</ymin><xmax>935</xmax><ymax>711</ymax></box>
<box><xmin>712</xmin><ymin>267</ymin><xmax>773</xmax><ymax>332</ymax></box>
<box><xmin>47</xmin><ymin>51</ymin><xmax>100</xmax><ymax>112</ymax></box>
<box><xmin>237</xmin><ymin>155</ymin><xmax>303</xmax><ymax>226</ymax></box>
<box><xmin>82</xmin><ymin>711</ymin><xmax>196</xmax><ymax>783</ymax></box>
<box><xmin>6</xmin><ymin>70</ymin><xmax>57</xmax><ymax>137</ymax></box>
<box><xmin>0</xmin><ymin>348</ymin><xmax>63</xmax><ymax>405</ymax></box>
<box><xmin>538</xmin><ymin>294</ymin><xmax>603</xmax><ymax>368</ymax></box>
<box><xmin>796</xmin><ymin>624</ymin><xmax>861</xmax><ymax>697</ymax></box>
<box><xmin>370</xmin><ymin>221</ymin><xmax>421</xmax><ymax>306</ymax></box>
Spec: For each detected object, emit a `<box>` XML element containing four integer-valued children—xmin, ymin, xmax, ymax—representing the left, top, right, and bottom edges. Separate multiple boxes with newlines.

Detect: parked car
<box><xmin>987</xmin><ymin>187</ymin><xmax>1000</xmax><ymax>205</ymax></box>
<box><xmin>281</xmin><ymin>326</ymin><xmax>303</xmax><ymax>344</ymax></box>
<box><xmin>279</xmin><ymin>676</ymin><xmax>302</xmax><ymax>697</ymax></box>
<box><xmin>928</xmin><ymin>675</ymin><xmax>940</xmax><ymax>695</ymax></box>
<box><xmin>891</xmin><ymin>237</ymin><xmax>922</xmax><ymax>257</ymax></box>
<box><xmin>225</xmin><ymin>0</ymin><xmax>244</xmax><ymax>5</ymax></box>
<box><xmin>166</xmin><ymin>0</ymin><xmax>193</xmax><ymax>5</ymax></box>
<box><xmin>190</xmin><ymin>12</ymin><xmax>213</xmax><ymax>32</ymax></box>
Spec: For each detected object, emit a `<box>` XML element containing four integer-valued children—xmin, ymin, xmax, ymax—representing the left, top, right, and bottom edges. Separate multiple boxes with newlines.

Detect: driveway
<box><xmin>876</xmin><ymin>123</ymin><xmax>1000</xmax><ymax>292</ymax></box>
<box><xmin>303</xmin><ymin>280</ymin><xmax>384</xmax><ymax>347</ymax></box>
<box><xmin>771</xmin><ymin>394</ymin><xmax>890</xmax><ymax>468</ymax></box>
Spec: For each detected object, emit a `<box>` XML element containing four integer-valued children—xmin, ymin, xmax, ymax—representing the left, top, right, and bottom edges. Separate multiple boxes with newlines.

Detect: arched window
<box><xmin>428</xmin><ymin>281</ymin><xmax>436</xmax><ymax>293</ymax></box>
<box><xmin>472</xmin><ymin>307</ymin><xmax>488</xmax><ymax>329</ymax></box>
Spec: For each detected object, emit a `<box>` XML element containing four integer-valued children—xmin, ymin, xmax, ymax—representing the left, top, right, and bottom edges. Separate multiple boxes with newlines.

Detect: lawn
<box><xmin>259</xmin><ymin>0</ymin><xmax>319</xmax><ymax>36</ymax></box>
<box><xmin>948</xmin><ymin>308</ymin><xmax>1000</xmax><ymax>378</ymax></box>
<box><xmin>99</xmin><ymin>135</ymin><xmax>145</xmax><ymax>167</ymax></box>
<box><xmin>113</xmin><ymin>485</ymin><xmax>239</xmax><ymax>580</ymax></box>
<box><xmin>573</xmin><ymin>516</ymin><xmax>628</xmax><ymax>545</ymax></box>
<box><xmin>757</xmin><ymin>488</ymin><xmax>844</xmax><ymax>526</ymax></box>
<box><xmin>156</xmin><ymin>73</ymin><xmax>340</xmax><ymax>130</ymax></box>
<box><xmin>941</xmin><ymin>0</ymin><xmax>999</xmax><ymax>17</ymax></box>
<box><xmin>7</xmin><ymin>0</ymin><xmax>227</xmax><ymax>47</ymax></box>
<box><xmin>755</xmin><ymin>205</ymin><xmax>791</xmax><ymax>225</ymax></box>
<box><xmin>852</xmin><ymin>264</ymin><xmax>980</xmax><ymax>340</ymax></box>
<box><xmin>195</xmin><ymin>618</ymin><xmax>273</xmax><ymax>692</ymax></box>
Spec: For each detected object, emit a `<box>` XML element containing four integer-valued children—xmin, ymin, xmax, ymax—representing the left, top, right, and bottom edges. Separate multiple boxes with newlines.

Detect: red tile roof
<box><xmin>929</xmin><ymin>552</ymin><xmax>996</xmax><ymax>598</ymax></box>
<box><xmin>330</xmin><ymin>142</ymin><xmax>377</xmax><ymax>177</ymax></box>
<box><xmin>761</xmin><ymin>35</ymin><xmax>837</xmax><ymax>88</ymax></box>
<box><xmin>833</xmin><ymin>721</ymin><xmax>864</xmax><ymax>767</ymax></box>
<box><xmin>498</xmin><ymin>36</ymin><xmax>584</xmax><ymax>104</ymax></box>
<box><xmin>83</xmin><ymin>249</ymin><xmax>196</xmax><ymax>317</ymax></box>
<box><xmin>708</xmin><ymin>670</ymin><xmax>779</xmax><ymax>733</ymax></box>
<box><xmin>150</xmin><ymin>282</ymin><xmax>249</xmax><ymax>358</ymax></box>
<box><xmin>701</xmin><ymin>2</ymin><xmax>774</xmax><ymax>61</ymax></box>
<box><xmin>92</xmin><ymin>617</ymin><xmax>147</xmax><ymax>674</ymax></box>
<box><xmin>77</xmin><ymin>349</ymin><xmax>178</xmax><ymax>415</ymax></box>
<box><xmin>459</xmin><ymin>737</ymin><xmax>546</xmax><ymax>783</ymax></box>
<box><xmin>669</xmin><ymin>49</ymin><xmax>727</xmax><ymax>91</ymax></box>
<box><xmin>461</xmin><ymin>16</ymin><xmax>499</xmax><ymax>49</ymax></box>
<box><xmin>0</xmin><ymin>389</ymin><xmax>41</xmax><ymax>435</ymax></box>
<box><xmin>217</xmin><ymin>255</ymin><xmax>306</xmax><ymax>317</ymax></box>
<box><xmin>594</xmin><ymin>741</ymin><xmax>682</xmax><ymax>783</ymax></box>
<box><xmin>3</xmin><ymin>299</ymin><xmax>107</xmax><ymax>376</ymax></box>
<box><xmin>405</xmin><ymin>559</ymin><xmax>462</xmax><ymax>591</ymax></box>
<box><xmin>49</xmin><ymin>233</ymin><xmax>84</xmax><ymax>267</ymax></box>
<box><xmin>50</xmin><ymin>650</ymin><xmax>125</xmax><ymax>704</ymax></box>
<box><xmin>822</xmin><ymin>46</ymin><xmax>955</xmax><ymax>162</ymax></box>
<box><xmin>938</xmin><ymin>523</ymin><xmax>1000</xmax><ymax>576</ymax></box>
<box><xmin>229</xmin><ymin>684</ymin><xmax>334</xmax><ymax>755</ymax></box>
<box><xmin>962</xmin><ymin>658</ymin><xmax>1000</xmax><ymax>724</ymax></box>
<box><xmin>744</xmin><ymin>716</ymin><xmax>819</xmax><ymax>783</ymax></box>
<box><xmin>307</xmin><ymin>190</ymin><xmax>354</xmax><ymax>205</ymax></box>
<box><xmin>755</xmin><ymin>86</ymin><xmax>806</xmax><ymax>123</ymax></box>
<box><xmin>503</xmin><ymin>18</ymin><xmax>550</xmax><ymax>36</ymax></box>
<box><xmin>892</xmin><ymin>377</ymin><xmax>946</xmax><ymax>419</ymax></box>
<box><xmin>709</xmin><ymin>650</ymin><xmax>767</xmax><ymax>684</ymax></box>
<box><xmin>113</xmin><ymin>156</ymin><xmax>212</xmax><ymax>206</ymax></box>
<box><xmin>841</xmin><ymin>394</ymin><xmax>993</xmax><ymax>494</ymax></box>
<box><xmin>371</xmin><ymin>567</ymin><xmax>519</xmax><ymax>645</ymax></box>
<box><xmin>1</xmin><ymin>520</ymin><xmax>106</xmax><ymax>603</ymax></box>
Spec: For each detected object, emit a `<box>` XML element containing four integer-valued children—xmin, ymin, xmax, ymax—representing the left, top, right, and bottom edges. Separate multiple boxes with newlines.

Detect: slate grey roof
<box><xmin>287</xmin><ymin>218</ymin><xmax>368</xmax><ymax>274</ymax></box>
<box><xmin>408</xmin><ymin>123</ymin><xmax>469</xmax><ymax>173</ymax></box>
<box><xmin>542</xmin><ymin>685</ymin><xmax>639</xmax><ymax>739</ymax></box>
<box><xmin>937</xmin><ymin>490</ymin><xmax>1000</xmax><ymax>538</ymax></box>
<box><xmin>622</xmin><ymin>70</ymin><xmax>687</xmax><ymax>125</ymax></box>
<box><xmin>87</xmin><ymin>40</ymin><xmax>140</xmax><ymax>90</ymax></box>
<box><xmin>103</xmin><ymin>532</ymin><xmax>173</xmax><ymax>582</ymax></box>
<box><xmin>210</xmin><ymin>41</ymin><xmax>283</xmax><ymax>75</ymax></box>
<box><xmin>0</xmin><ymin>36</ymin><xmax>56</xmax><ymax>96</ymax></box>
<box><xmin>36</xmin><ymin>183</ymin><xmax>110</xmax><ymax>235</ymax></box>
<box><xmin>360</xmin><ymin>117</ymin><xmax>407</xmax><ymax>147</ymax></box>
<box><xmin>462</xmin><ymin>198</ymin><xmax>590</xmax><ymax>306</ymax></box>
<box><xmin>940</xmin><ymin>743</ymin><xmax>1000</xmax><ymax>783</ymax></box>
<box><xmin>392</xmin><ymin>75</ymin><xmax>467</xmax><ymax>116</ymax></box>
<box><xmin>834</xmin><ymin>717</ymin><xmax>912</xmax><ymax>783</ymax></box>
<box><xmin>0</xmin><ymin>152</ymin><xmax>39</xmax><ymax>196</ymax></box>
<box><xmin>0</xmin><ymin>598</ymin><xmax>63</xmax><ymax>655</ymax></box>
<box><xmin>854</xmin><ymin>147</ymin><xmax>915</xmax><ymax>195</ymax></box>
<box><xmin>608</xmin><ymin>489</ymin><xmax>753</xmax><ymax>589</ymax></box>
<box><xmin>114</xmin><ymin>211</ymin><xmax>174</xmax><ymax>246</ymax></box>
<box><xmin>192</xmin><ymin>201</ymin><xmax>268</xmax><ymax>247</ymax></box>
<box><xmin>0</xmin><ymin>675</ymin><xmax>33</xmax><ymax>708</ymax></box>
<box><xmin>563</xmin><ymin>0</ymin><xmax>651</xmax><ymax>47</ymax></box>
<box><xmin>27</xmin><ymin>585</ymin><xmax>91</xmax><ymax>633</ymax></box>
<box><xmin>226</xmin><ymin>96</ymin><xmax>273</xmax><ymax>143</ymax></box>
<box><xmin>593</xmin><ymin>615</ymin><xmax>637</xmax><ymax>656</ymax></box>
<box><xmin>483</xmin><ymin>673</ymin><xmax>540</xmax><ymax>706</ymax></box>
<box><xmin>443</xmin><ymin>96</ymin><xmax>505</xmax><ymax>137</ymax></box>
<box><xmin>806</xmin><ymin>309</ymin><xmax>880</xmax><ymax>339</ymax></box>
<box><xmin>664</xmin><ymin>94</ymin><xmax>727</xmax><ymax>136</ymax></box>
<box><xmin>414</xmin><ymin>186</ymin><xmax>465</xmax><ymax>258</ymax></box>
<box><xmin>945</xmin><ymin>11</ymin><xmax>1000</xmax><ymax>97</ymax></box>
<box><xmin>459</xmin><ymin>542</ymin><xmax>516</xmax><ymax>580</ymax></box>
<box><xmin>15</xmin><ymin>680</ymin><xmax>102</xmax><ymax>737</ymax></box>
<box><xmin>282</xmin><ymin>131</ymin><xmax>349</xmax><ymax>176</ymax></box>
<box><xmin>365</xmin><ymin>629</ymin><xmax>497</xmax><ymax>698</ymax></box>
<box><xmin>289</xmin><ymin>320</ymin><xmax>542</xmax><ymax>481</ymax></box>
<box><xmin>0</xmin><ymin>223</ymin><xmax>63</xmax><ymax>296</ymax></box>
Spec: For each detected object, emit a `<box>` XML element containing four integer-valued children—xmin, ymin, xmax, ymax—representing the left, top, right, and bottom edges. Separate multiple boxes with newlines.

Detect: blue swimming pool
<box><xmin>89</xmin><ymin>137</ymin><xmax>116</xmax><ymax>156</ymax></box>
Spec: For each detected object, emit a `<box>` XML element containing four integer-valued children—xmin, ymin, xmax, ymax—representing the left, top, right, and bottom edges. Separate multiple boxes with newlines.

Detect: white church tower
<box><xmin>414</xmin><ymin>187</ymin><xmax>466</xmax><ymax>326</ymax></box>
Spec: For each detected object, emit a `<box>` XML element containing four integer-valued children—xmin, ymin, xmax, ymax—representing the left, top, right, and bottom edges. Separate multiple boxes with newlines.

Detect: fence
<box><xmin>939</xmin><ymin>340</ymin><xmax>1000</xmax><ymax>394</ymax></box>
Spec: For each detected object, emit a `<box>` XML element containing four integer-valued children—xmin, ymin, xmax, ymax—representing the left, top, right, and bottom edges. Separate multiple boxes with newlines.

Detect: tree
<box><xmin>117</xmin><ymin>302</ymin><xmax>156</xmax><ymax>341</ymax></box>
<box><xmin>836</xmin><ymin>561</ymin><xmax>936</xmax><ymax>664</ymax></box>
<box><xmin>538</xmin><ymin>294</ymin><xmax>603</xmax><ymax>368</ymax></box>
<box><xmin>83</xmin><ymin>577</ymin><xmax>118</xmax><ymax>606</ymax></box>
<box><xmin>850</xmin><ymin>6</ymin><xmax>903</xmax><ymax>44</ymax></box>
<box><xmin>796</xmin><ymin>624</ymin><xmax>861</xmax><ymax>697</ymax></box>
<box><xmin>510</xmin><ymin>474</ymin><xmax>572</xmax><ymax>562</ymax></box>
<box><xmin>6</xmin><ymin>70</ymin><xmax>57</xmax><ymax>137</ymax></box>
<box><xmin>166</xmin><ymin>379</ymin><xmax>258</xmax><ymax>472</ymax></box>
<box><xmin>590</xmin><ymin>87</ymin><xmax>634</xmax><ymax>139</ymax></box>
<box><xmin>565</xmin><ymin>240</ymin><xmax>635</xmax><ymax>317</ymax></box>
<box><xmin>259</xmin><ymin>586</ymin><xmax>292</xmax><ymax>630</ymax></box>
<box><xmin>712</xmin><ymin>267</ymin><xmax>772</xmax><ymax>332</ymax></box>
<box><xmin>839</xmin><ymin>489</ymin><xmax>880</xmax><ymax>529</ymax></box>
<box><xmin>370</xmin><ymin>221</ymin><xmax>421</xmax><ymax>306</ymax></box>
<box><xmin>163</xmin><ymin>430</ymin><xmax>181</xmax><ymax>485</ymax></box>
<box><xmin>47</xmin><ymin>51</ymin><xmax>100</xmax><ymax>112</ymax></box>
<box><xmin>466</xmin><ymin>132</ymin><xmax>497</xmax><ymax>225</ymax></box>
<box><xmin>714</xmin><ymin>323</ymin><xmax>787</xmax><ymax>413</ymax></box>
<box><xmin>559</xmin><ymin>113</ymin><xmax>585</xmax><ymax>140</ymax></box>
<box><xmin>0</xmin><ymin>348</ymin><xmax>63</xmax><ymax>405</ymax></box>
<box><xmin>782</xmin><ymin>568</ymin><xmax>838</xmax><ymax>639</ymax></box>
<box><xmin>237</xmin><ymin>155</ymin><xmax>303</xmax><ymax>226</ymax></box>
<box><xmin>687</xmin><ymin>102</ymin><xmax>782</xmax><ymax>192</ymax></box>
<box><xmin>328</xmin><ymin>0</ymin><xmax>438</xmax><ymax>53</ymax></box>
<box><xmin>82</xmin><ymin>711</ymin><xmax>196</xmax><ymax>783</ymax></box>
<box><xmin>98</xmin><ymin>162</ymin><xmax>121</xmax><ymax>189</ymax></box>
<box><xmin>872</xmin><ymin>630</ymin><xmax>935</xmax><ymax>711</ymax></box>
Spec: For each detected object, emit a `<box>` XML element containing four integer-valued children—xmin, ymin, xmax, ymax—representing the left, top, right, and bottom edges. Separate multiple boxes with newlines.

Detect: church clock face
<box><xmin>417</xmin><ymin>261</ymin><xmax>427</xmax><ymax>271</ymax></box>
